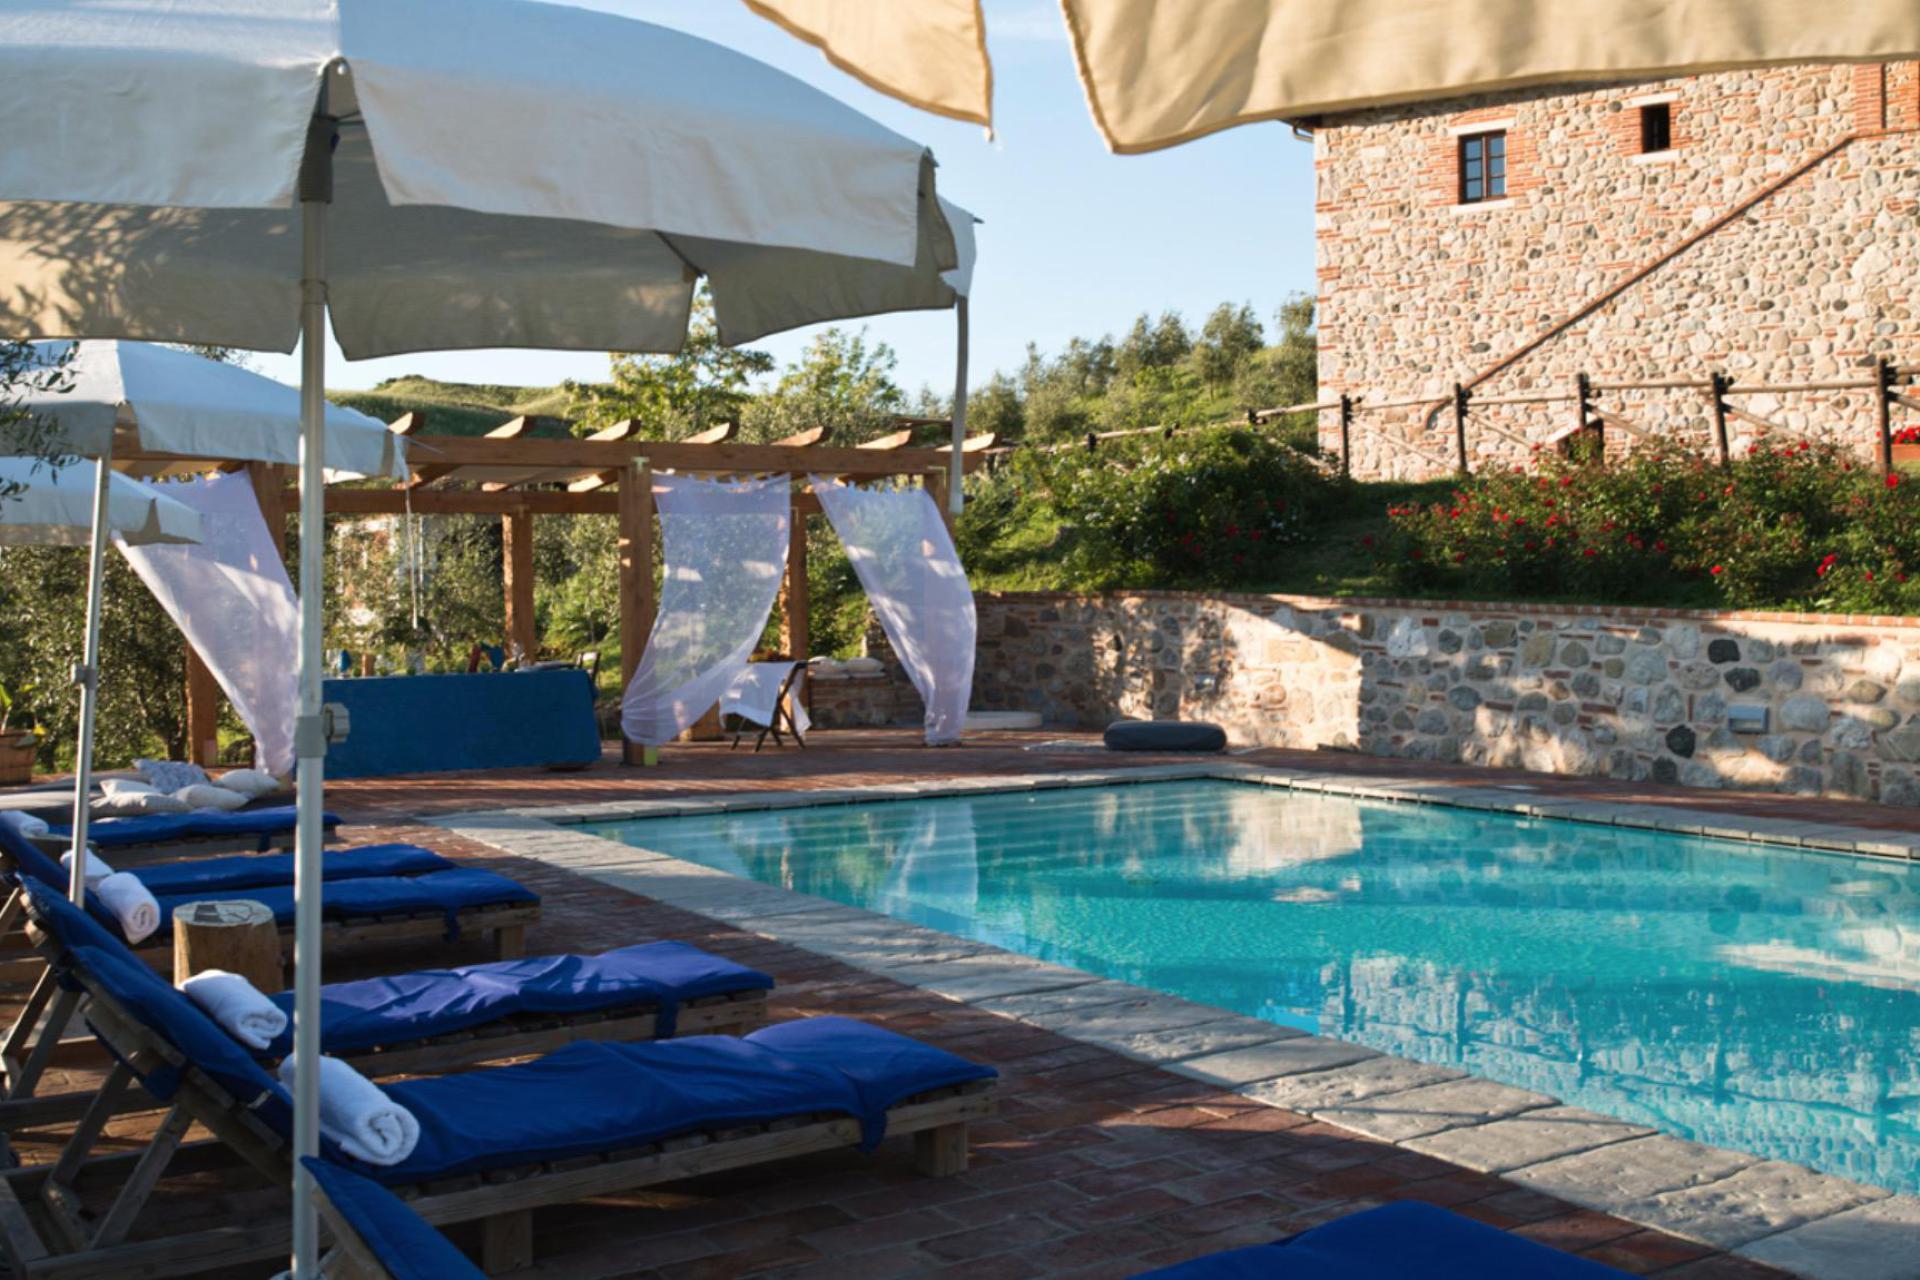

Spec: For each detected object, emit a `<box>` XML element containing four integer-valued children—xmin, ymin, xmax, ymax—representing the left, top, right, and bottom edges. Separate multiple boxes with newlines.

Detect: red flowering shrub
<box><xmin>1380</xmin><ymin>445</ymin><xmax>1698</xmax><ymax>599</ymax></box>
<box><xmin>1379</xmin><ymin>440</ymin><xmax>1920</xmax><ymax>612</ymax></box>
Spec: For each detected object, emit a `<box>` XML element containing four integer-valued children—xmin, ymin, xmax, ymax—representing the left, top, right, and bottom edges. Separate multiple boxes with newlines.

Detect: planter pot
<box><xmin>0</xmin><ymin>733</ymin><xmax>37</xmax><ymax>786</ymax></box>
<box><xmin>1893</xmin><ymin>442</ymin><xmax>1920</xmax><ymax>472</ymax></box>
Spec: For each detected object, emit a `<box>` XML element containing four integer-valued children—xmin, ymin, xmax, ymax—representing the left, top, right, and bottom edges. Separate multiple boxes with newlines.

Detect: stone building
<box><xmin>1312</xmin><ymin>62</ymin><xmax>1920</xmax><ymax>479</ymax></box>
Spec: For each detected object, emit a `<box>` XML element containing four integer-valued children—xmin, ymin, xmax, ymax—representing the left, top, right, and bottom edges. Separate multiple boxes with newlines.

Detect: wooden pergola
<box><xmin>113</xmin><ymin>417</ymin><xmax>994</xmax><ymax>765</ymax></box>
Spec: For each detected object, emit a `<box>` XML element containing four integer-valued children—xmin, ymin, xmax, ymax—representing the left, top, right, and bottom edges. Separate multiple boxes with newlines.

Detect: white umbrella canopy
<box><xmin>0</xmin><ymin>0</ymin><xmax>960</xmax><ymax>356</ymax></box>
<box><xmin>0</xmin><ymin>461</ymin><xmax>200</xmax><ymax>547</ymax></box>
<box><xmin>0</xmin><ymin>341</ymin><xmax>404</xmax><ymax>908</ymax></box>
<box><xmin>15</xmin><ymin>341</ymin><xmax>406</xmax><ymax>480</ymax></box>
<box><xmin>0</xmin><ymin>3</ymin><xmax>969</xmax><ymax>1273</ymax></box>
<box><xmin>747</xmin><ymin>0</ymin><xmax>1920</xmax><ymax>153</ymax></box>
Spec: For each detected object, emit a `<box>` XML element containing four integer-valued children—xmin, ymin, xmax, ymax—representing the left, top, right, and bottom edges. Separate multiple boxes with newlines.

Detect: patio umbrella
<box><xmin>0</xmin><ymin>460</ymin><xmax>200</xmax><ymax>548</ymax></box>
<box><xmin>0</xmin><ymin>460</ymin><xmax>201</xmax><ymax>898</ymax></box>
<box><xmin>5</xmin><ymin>340</ymin><xmax>406</xmax><ymax>887</ymax></box>
<box><xmin>747</xmin><ymin>0</ymin><xmax>1920</xmax><ymax>153</ymax></box>
<box><xmin>0</xmin><ymin>2</ymin><xmax>963</xmax><ymax>1271</ymax></box>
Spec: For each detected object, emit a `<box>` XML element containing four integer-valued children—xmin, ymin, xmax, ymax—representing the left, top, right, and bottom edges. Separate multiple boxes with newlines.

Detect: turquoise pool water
<box><xmin>584</xmin><ymin>779</ymin><xmax>1920</xmax><ymax>1193</ymax></box>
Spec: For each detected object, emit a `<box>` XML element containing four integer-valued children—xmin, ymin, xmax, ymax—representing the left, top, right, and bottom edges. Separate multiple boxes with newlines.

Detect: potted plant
<box><xmin>0</xmin><ymin>681</ymin><xmax>38</xmax><ymax>785</ymax></box>
<box><xmin>1894</xmin><ymin>425</ymin><xmax>1920</xmax><ymax>472</ymax></box>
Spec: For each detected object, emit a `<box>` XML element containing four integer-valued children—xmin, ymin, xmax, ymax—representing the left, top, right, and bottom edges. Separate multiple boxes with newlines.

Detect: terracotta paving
<box><xmin>5</xmin><ymin>730</ymin><xmax>1843</xmax><ymax>1277</ymax></box>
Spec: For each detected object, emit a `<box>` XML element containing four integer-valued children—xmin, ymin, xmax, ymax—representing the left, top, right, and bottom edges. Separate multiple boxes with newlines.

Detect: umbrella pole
<box><xmin>289</xmin><ymin>112</ymin><xmax>334</xmax><ymax>1280</ymax></box>
<box><xmin>948</xmin><ymin>296</ymin><xmax>968</xmax><ymax>516</ymax></box>
<box><xmin>65</xmin><ymin>439</ymin><xmax>113</xmax><ymax>904</ymax></box>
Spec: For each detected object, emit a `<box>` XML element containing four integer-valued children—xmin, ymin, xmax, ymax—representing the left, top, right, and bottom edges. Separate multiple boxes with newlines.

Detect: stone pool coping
<box><xmin>434</xmin><ymin>762</ymin><xmax>1920</xmax><ymax>1280</ymax></box>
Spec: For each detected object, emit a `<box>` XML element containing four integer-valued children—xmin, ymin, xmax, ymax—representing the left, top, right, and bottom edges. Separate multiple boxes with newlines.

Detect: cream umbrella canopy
<box><xmin>746</xmin><ymin>0</ymin><xmax>1920</xmax><ymax>153</ymax></box>
<box><xmin>0</xmin><ymin>2</ymin><xmax>964</xmax><ymax>1272</ymax></box>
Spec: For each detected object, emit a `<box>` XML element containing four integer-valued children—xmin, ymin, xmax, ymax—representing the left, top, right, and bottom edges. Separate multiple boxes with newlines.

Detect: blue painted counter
<box><xmin>321</xmin><ymin>670</ymin><xmax>602</xmax><ymax>779</ymax></box>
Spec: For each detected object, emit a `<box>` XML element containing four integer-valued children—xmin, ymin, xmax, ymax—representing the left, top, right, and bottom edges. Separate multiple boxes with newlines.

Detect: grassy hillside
<box><xmin>329</xmin><ymin>375</ymin><xmax>594</xmax><ymax>437</ymax></box>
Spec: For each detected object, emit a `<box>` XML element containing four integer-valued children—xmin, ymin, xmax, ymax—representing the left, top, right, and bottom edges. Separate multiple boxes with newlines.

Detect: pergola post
<box><xmin>502</xmin><ymin>505</ymin><xmax>536</xmax><ymax>663</ymax></box>
<box><xmin>247</xmin><ymin>462</ymin><xmax>289</xmax><ymax>558</ymax></box>
<box><xmin>926</xmin><ymin>468</ymin><xmax>955</xmax><ymax>539</ymax></box>
<box><xmin>184</xmin><ymin>652</ymin><xmax>221</xmax><ymax>766</ymax></box>
<box><xmin>783</xmin><ymin>499</ymin><xmax>810</xmax><ymax>660</ymax></box>
<box><xmin>618</xmin><ymin>458</ymin><xmax>655</xmax><ymax>766</ymax></box>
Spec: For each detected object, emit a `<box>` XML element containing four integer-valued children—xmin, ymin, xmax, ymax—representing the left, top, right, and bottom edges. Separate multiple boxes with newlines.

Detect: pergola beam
<box><xmin>319</xmin><ymin>488</ymin><xmax>621</xmax><ymax>516</ymax></box>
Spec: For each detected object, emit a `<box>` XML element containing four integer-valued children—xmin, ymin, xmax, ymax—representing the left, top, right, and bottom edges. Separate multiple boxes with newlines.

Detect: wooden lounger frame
<box><xmin>0</xmin><ymin>886</ymin><xmax>541</xmax><ymax>1107</ymax></box>
<box><xmin>0</xmin><ymin>970</ymin><xmax>993</xmax><ymax>1279</ymax></box>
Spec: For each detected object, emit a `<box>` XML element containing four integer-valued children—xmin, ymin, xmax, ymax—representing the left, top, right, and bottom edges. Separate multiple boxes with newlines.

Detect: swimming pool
<box><xmin>583</xmin><ymin>779</ymin><xmax>1920</xmax><ymax>1193</ymax></box>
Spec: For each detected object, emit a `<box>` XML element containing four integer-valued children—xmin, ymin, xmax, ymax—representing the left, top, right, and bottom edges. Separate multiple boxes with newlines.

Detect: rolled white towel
<box><xmin>59</xmin><ymin>848</ymin><xmax>115</xmax><ymax>886</ymax></box>
<box><xmin>180</xmin><ymin>969</ymin><xmax>287</xmax><ymax>1051</ymax></box>
<box><xmin>276</xmin><ymin>1055</ymin><xmax>420</xmax><ymax>1167</ymax></box>
<box><xmin>0</xmin><ymin>811</ymin><xmax>50</xmax><ymax>839</ymax></box>
<box><xmin>93</xmin><ymin>872</ymin><xmax>161</xmax><ymax>944</ymax></box>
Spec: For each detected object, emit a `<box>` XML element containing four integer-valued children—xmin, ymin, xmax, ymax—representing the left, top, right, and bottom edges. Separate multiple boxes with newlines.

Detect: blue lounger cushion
<box><xmin>142</xmin><ymin>869</ymin><xmax>537</xmax><ymax>940</ymax></box>
<box><xmin>0</xmin><ymin>823</ymin><xmax>429</xmax><ymax>900</ymax></box>
<box><xmin>22</xmin><ymin>882</ymin><xmax>755</xmax><ymax>1064</ymax></box>
<box><xmin>62</xmin><ymin>931</ymin><xmax>992</xmax><ymax>1187</ymax></box>
<box><xmin>49</xmin><ymin>805</ymin><xmax>343</xmax><ymax>850</ymax></box>
<box><xmin>130</xmin><ymin>844</ymin><xmax>452</xmax><ymax>896</ymax></box>
<box><xmin>1131</xmin><ymin>1202</ymin><xmax>1631</xmax><ymax>1279</ymax></box>
<box><xmin>302</xmin><ymin>1157</ymin><xmax>486</xmax><ymax>1280</ymax></box>
<box><xmin>260</xmin><ymin>942</ymin><xmax>774</xmax><ymax>1055</ymax></box>
<box><xmin>364</xmin><ymin>1016</ymin><xmax>995</xmax><ymax>1184</ymax></box>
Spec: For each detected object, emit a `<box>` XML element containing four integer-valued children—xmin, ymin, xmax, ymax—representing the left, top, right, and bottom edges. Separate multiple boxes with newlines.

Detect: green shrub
<box><xmin>1041</xmin><ymin>428</ymin><xmax>1349</xmax><ymax>589</ymax></box>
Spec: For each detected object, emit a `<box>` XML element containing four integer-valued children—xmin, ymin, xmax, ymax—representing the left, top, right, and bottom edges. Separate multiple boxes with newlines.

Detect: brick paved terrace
<box><xmin>16</xmin><ymin>727</ymin><xmax>1888</xmax><ymax>1278</ymax></box>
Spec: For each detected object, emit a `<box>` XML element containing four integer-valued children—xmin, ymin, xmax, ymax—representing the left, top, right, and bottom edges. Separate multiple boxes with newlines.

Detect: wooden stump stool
<box><xmin>172</xmin><ymin>899</ymin><xmax>282</xmax><ymax>991</ymax></box>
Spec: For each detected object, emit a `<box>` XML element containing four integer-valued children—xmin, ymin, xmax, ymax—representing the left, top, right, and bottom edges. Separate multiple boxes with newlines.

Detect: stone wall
<box><xmin>1315</xmin><ymin>63</ymin><xmax>1920</xmax><ymax>479</ymax></box>
<box><xmin>965</xmin><ymin>591</ymin><xmax>1920</xmax><ymax>806</ymax></box>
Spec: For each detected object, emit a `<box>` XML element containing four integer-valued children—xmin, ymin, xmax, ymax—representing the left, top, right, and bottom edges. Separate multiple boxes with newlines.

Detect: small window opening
<box><xmin>1640</xmin><ymin>102</ymin><xmax>1673</xmax><ymax>153</ymax></box>
<box><xmin>1458</xmin><ymin>131</ymin><xmax>1506</xmax><ymax>204</ymax></box>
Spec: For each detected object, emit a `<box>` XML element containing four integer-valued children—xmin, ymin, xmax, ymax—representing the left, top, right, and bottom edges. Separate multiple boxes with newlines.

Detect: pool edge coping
<box><xmin>430</xmin><ymin>764</ymin><xmax>1920</xmax><ymax>1280</ymax></box>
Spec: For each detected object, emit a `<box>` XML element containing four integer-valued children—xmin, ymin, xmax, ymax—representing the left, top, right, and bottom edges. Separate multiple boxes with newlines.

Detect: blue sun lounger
<box><xmin>304</xmin><ymin>1157</ymin><xmax>487</xmax><ymax>1280</ymax></box>
<box><xmin>17</xmin><ymin>935</ymin><xmax>995</xmax><ymax>1278</ymax></box>
<box><xmin>2</xmin><ymin>880</ymin><xmax>770</xmax><ymax>1132</ymax></box>
<box><xmin>45</xmin><ymin>804</ymin><xmax>342</xmax><ymax>855</ymax></box>
<box><xmin>0</xmin><ymin>818</ymin><xmax>538</xmax><ymax>954</ymax></box>
<box><xmin>1131</xmin><ymin>1201</ymin><xmax>1633</xmax><ymax>1279</ymax></box>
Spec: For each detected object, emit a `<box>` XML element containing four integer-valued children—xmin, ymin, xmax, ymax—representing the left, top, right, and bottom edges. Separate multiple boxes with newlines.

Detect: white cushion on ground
<box><xmin>96</xmin><ymin>778</ymin><xmax>191</xmax><ymax>815</ymax></box>
<box><xmin>173</xmin><ymin>783</ymin><xmax>249</xmax><ymax>812</ymax></box>
<box><xmin>214</xmin><ymin>768</ymin><xmax>280</xmax><ymax>798</ymax></box>
<box><xmin>134</xmin><ymin>759</ymin><xmax>210</xmax><ymax>792</ymax></box>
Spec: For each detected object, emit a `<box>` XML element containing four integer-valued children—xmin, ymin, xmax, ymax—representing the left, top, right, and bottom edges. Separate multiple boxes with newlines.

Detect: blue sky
<box><xmin>258</xmin><ymin>0</ymin><xmax>1317</xmax><ymax>400</ymax></box>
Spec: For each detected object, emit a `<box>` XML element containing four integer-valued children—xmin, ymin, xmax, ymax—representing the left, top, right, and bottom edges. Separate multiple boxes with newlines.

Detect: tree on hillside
<box><xmin>1231</xmin><ymin>294</ymin><xmax>1317</xmax><ymax>414</ymax></box>
<box><xmin>565</xmin><ymin>287</ymin><xmax>773</xmax><ymax>438</ymax></box>
<box><xmin>968</xmin><ymin>372</ymin><xmax>1024</xmax><ymax>440</ymax></box>
<box><xmin>742</xmin><ymin>327</ymin><xmax>904</xmax><ymax>443</ymax></box>
<box><xmin>1115</xmin><ymin>310</ymin><xmax>1191</xmax><ymax>377</ymax></box>
<box><xmin>1192</xmin><ymin>303</ymin><xmax>1265</xmax><ymax>392</ymax></box>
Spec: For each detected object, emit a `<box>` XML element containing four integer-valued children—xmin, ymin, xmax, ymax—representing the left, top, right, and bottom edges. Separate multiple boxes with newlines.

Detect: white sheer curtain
<box><xmin>811</xmin><ymin>477</ymin><xmax>974</xmax><ymax>744</ymax></box>
<box><xmin>621</xmin><ymin>475</ymin><xmax>791</xmax><ymax>747</ymax></box>
<box><xmin>115</xmin><ymin>470</ymin><xmax>298</xmax><ymax>773</ymax></box>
